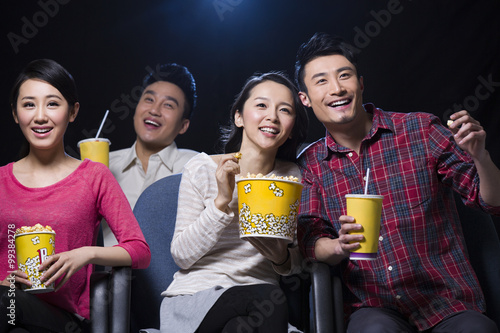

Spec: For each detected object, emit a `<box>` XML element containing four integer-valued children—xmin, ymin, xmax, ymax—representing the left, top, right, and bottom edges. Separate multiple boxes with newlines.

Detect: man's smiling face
<box><xmin>133</xmin><ymin>81</ymin><xmax>189</xmax><ymax>152</ymax></box>
<box><xmin>299</xmin><ymin>54</ymin><xmax>364</xmax><ymax>130</ymax></box>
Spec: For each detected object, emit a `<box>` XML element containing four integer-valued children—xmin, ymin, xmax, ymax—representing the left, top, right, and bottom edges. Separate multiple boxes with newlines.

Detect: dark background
<box><xmin>2</xmin><ymin>0</ymin><xmax>500</xmax><ymax>162</ymax></box>
<box><xmin>1</xmin><ymin>1</ymin><xmax>499</xmax><ymax>220</ymax></box>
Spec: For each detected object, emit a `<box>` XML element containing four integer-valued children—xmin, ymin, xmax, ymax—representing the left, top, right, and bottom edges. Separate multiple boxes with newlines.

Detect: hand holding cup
<box><xmin>345</xmin><ymin>194</ymin><xmax>384</xmax><ymax>260</ymax></box>
<box><xmin>338</xmin><ymin>215</ymin><xmax>364</xmax><ymax>255</ymax></box>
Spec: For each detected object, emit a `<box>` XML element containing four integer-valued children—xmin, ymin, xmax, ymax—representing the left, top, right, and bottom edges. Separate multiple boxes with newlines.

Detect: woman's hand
<box><xmin>214</xmin><ymin>154</ymin><xmax>241</xmax><ymax>212</ymax></box>
<box><xmin>246</xmin><ymin>237</ymin><xmax>290</xmax><ymax>265</ymax></box>
<box><xmin>1</xmin><ymin>271</ymin><xmax>30</xmax><ymax>288</ymax></box>
<box><xmin>38</xmin><ymin>247</ymin><xmax>91</xmax><ymax>291</ymax></box>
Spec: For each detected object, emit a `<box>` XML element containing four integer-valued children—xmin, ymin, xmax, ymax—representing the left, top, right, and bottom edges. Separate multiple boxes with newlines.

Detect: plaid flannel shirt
<box><xmin>297</xmin><ymin>103</ymin><xmax>500</xmax><ymax>330</ymax></box>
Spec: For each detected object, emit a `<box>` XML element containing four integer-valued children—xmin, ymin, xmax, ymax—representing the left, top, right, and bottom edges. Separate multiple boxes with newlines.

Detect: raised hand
<box><xmin>214</xmin><ymin>154</ymin><xmax>241</xmax><ymax>212</ymax></box>
<box><xmin>448</xmin><ymin>110</ymin><xmax>487</xmax><ymax>160</ymax></box>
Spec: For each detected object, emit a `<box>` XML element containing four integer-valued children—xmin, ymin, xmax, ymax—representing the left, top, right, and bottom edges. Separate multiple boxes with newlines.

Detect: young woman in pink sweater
<box><xmin>0</xmin><ymin>59</ymin><xmax>150</xmax><ymax>332</ymax></box>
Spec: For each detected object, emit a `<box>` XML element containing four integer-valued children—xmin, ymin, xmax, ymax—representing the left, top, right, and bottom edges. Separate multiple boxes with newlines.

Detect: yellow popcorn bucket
<box><xmin>15</xmin><ymin>231</ymin><xmax>56</xmax><ymax>293</ymax></box>
<box><xmin>236</xmin><ymin>178</ymin><xmax>303</xmax><ymax>242</ymax></box>
<box><xmin>78</xmin><ymin>138</ymin><xmax>111</xmax><ymax>167</ymax></box>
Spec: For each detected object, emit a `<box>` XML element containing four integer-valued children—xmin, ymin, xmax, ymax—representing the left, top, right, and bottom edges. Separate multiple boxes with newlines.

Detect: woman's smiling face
<box><xmin>13</xmin><ymin>79</ymin><xmax>78</xmax><ymax>151</ymax></box>
<box><xmin>235</xmin><ymin>80</ymin><xmax>296</xmax><ymax>154</ymax></box>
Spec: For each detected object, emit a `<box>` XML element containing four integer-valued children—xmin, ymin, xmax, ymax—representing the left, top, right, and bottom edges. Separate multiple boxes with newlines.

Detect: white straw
<box><xmin>364</xmin><ymin>168</ymin><xmax>370</xmax><ymax>195</ymax></box>
<box><xmin>95</xmin><ymin>110</ymin><xmax>109</xmax><ymax>139</ymax></box>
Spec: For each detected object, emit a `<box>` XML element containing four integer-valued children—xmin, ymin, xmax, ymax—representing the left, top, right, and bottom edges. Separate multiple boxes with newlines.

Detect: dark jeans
<box><xmin>196</xmin><ymin>284</ymin><xmax>288</xmax><ymax>333</ymax></box>
<box><xmin>347</xmin><ymin>307</ymin><xmax>499</xmax><ymax>333</ymax></box>
<box><xmin>0</xmin><ymin>285</ymin><xmax>89</xmax><ymax>333</ymax></box>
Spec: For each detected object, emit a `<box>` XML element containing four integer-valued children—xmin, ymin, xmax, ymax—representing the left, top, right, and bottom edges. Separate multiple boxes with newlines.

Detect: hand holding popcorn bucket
<box><xmin>14</xmin><ymin>224</ymin><xmax>56</xmax><ymax>293</ymax></box>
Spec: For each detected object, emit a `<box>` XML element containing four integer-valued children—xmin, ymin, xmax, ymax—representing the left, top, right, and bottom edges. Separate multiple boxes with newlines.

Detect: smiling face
<box><xmin>235</xmin><ymin>80</ymin><xmax>296</xmax><ymax>155</ymax></box>
<box><xmin>133</xmin><ymin>81</ymin><xmax>190</xmax><ymax>152</ymax></box>
<box><xmin>13</xmin><ymin>79</ymin><xmax>78</xmax><ymax>152</ymax></box>
<box><xmin>299</xmin><ymin>54</ymin><xmax>365</xmax><ymax>132</ymax></box>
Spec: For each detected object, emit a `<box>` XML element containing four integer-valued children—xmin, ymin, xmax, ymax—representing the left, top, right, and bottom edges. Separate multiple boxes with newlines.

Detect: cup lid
<box><xmin>345</xmin><ymin>194</ymin><xmax>384</xmax><ymax>199</ymax></box>
<box><xmin>77</xmin><ymin>138</ymin><xmax>111</xmax><ymax>147</ymax></box>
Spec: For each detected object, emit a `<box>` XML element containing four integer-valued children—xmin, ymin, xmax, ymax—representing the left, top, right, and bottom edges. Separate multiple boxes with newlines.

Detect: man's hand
<box><xmin>448</xmin><ymin>110</ymin><xmax>487</xmax><ymax>160</ymax></box>
<box><xmin>314</xmin><ymin>215</ymin><xmax>363</xmax><ymax>265</ymax></box>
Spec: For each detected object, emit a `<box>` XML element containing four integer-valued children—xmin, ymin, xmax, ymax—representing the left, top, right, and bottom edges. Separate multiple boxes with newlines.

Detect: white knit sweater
<box><xmin>164</xmin><ymin>153</ymin><xmax>303</xmax><ymax>296</ymax></box>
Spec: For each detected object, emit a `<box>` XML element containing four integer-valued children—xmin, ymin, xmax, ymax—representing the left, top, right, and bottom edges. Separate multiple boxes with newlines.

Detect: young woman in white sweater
<box><xmin>159</xmin><ymin>72</ymin><xmax>308</xmax><ymax>333</ymax></box>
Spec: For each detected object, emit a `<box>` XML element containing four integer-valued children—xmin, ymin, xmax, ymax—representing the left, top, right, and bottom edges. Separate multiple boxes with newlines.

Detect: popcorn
<box><xmin>15</xmin><ymin>224</ymin><xmax>55</xmax><ymax>235</ymax></box>
<box><xmin>234</xmin><ymin>152</ymin><xmax>242</xmax><ymax>160</ymax></box>
<box><xmin>238</xmin><ymin>199</ymin><xmax>300</xmax><ymax>239</ymax></box>
<box><xmin>242</xmin><ymin>172</ymin><xmax>299</xmax><ymax>182</ymax></box>
<box><xmin>447</xmin><ymin>120</ymin><xmax>453</xmax><ymax>127</ymax></box>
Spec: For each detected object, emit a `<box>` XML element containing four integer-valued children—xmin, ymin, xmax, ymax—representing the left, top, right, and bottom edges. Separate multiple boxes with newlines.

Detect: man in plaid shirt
<box><xmin>295</xmin><ymin>32</ymin><xmax>500</xmax><ymax>332</ymax></box>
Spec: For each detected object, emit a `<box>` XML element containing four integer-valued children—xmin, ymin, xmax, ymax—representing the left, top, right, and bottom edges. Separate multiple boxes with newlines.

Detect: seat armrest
<box><xmin>109</xmin><ymin>266</ymin><xmax>131</xmax><ymax>333</ymax></box>
<box><xmin>332</xmin><ymin>270</ymin><xmax>345</xmax><ymax>333</ymax></box>
<box><xmin>310</xmin><ymin>262</ymin><xmax>335</xmax><ymax>332</ymax></box>
<box><xmin>90</xmin><ymin>269</ymin><xmax>111</xmax><ymax>333</ymax></box>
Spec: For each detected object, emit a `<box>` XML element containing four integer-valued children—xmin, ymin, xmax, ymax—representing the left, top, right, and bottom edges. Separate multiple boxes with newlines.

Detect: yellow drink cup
<box><xmin>236</xmin><ymin>178</ymin><xmax>303</xmax><ymax>242</ymax></box>
<box><xmin>78</xmin><ymin>138</ymin><xmax>111</xmax><ymax>167</ymax></box>
<box><xmin>15</xmin><ymin>231</ymin><xmax>56</xmax><ymax>293</ymax></box>
<box><xmin>346</xmin><ymin>194</ymin><xmax>384</xmax><ymax>260</ymax></box>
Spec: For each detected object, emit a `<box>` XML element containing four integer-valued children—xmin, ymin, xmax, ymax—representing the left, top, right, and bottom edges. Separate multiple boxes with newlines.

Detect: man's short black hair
<box><xmin>143</xmin><ymin>63</ymin><xmax>197</xmax><ymax>119</ymax></box>
<box><xmin>295</xmin><ymin>32</ymin><xmax>359</xmax><ymax>92</ymax></box>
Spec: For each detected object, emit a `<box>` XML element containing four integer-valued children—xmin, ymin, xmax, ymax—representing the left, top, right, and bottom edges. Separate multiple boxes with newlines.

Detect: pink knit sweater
<box><xmin>0</xmin><ymin>159</ymin><xmax>151</xmax><ymax>319</ymax></box>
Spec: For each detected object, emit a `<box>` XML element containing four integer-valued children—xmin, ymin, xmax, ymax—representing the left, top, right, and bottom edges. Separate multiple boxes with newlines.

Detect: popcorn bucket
<box><xmin>15</xmin><ymin>231</ymin><xmax>55</xmax><ymax>293</ymax></box>
<box><xmin>236</xmin><ymin>178</ymin><xmax>303</xmax><ymax>242</ymax></box>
